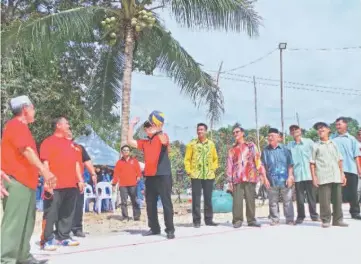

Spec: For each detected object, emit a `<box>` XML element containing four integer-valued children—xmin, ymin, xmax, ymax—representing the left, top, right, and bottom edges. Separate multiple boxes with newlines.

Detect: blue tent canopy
<box><xmin>75</xmin><ymin>130</ymin><xmax>119</xmax><ymax>166</ymax></box>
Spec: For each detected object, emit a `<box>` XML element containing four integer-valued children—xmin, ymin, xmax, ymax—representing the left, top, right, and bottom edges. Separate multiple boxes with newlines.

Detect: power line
<box><xmin>218</xmin><ymin>72</ymin><xmax>361</xmax><ymax>92</ymax></box>
<box><xmin>219</xmin><ymin>76</ymin><xmax>361</xmax><ymax>96</ymax></box>
<box><xmin>288</xmin><ymin>46</ymin><xmax>361</xmax><ymax>52</ymax></box>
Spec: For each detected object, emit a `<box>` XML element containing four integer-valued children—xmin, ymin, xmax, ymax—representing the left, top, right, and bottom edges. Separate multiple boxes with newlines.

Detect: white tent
<box><xmin>74</xmin><ymin>130</ymin><xmax>119</xmax><ymax>166</ymax></box>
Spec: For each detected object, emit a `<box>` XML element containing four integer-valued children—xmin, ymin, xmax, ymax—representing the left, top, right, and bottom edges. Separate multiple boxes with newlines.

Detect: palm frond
<box><xmin>86</xmin><ymin>43</ymin><xmax>124</xmax><ymax>121</ymax></box>
<box><xmin>137</xmin><ymin>22</ymin><xmax>224</xmax><ymax>123</ymax></box>
<box><xmin>161</xmin><ymin>0</ymin><xmax>261</xmax><ymax>36</ymax></box>
<box><xmin>1</xmin><ymin>6</ymin><xmax>114</xmax><ymax>72</ymax></box>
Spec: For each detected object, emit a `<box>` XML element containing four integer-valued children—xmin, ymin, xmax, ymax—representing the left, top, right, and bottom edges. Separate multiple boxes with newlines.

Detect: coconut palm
<box><xmin>1</xmin><ymin>0</ymin><xmax>261</xmax><ymax>145</ymax></box>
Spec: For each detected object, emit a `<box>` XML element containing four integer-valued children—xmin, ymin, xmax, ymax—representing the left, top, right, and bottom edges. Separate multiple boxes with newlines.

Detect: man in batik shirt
<box><xmin>227</xmin><ymin>123</ymin><xmax>263</xmax><ymax>228</ymax></box>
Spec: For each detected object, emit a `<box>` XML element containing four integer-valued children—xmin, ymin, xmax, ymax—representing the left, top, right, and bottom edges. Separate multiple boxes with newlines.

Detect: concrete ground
<box><xmin>31</xmin><ymin>205</ymin><xmax>360</xmax><ymax>264</ymax></box>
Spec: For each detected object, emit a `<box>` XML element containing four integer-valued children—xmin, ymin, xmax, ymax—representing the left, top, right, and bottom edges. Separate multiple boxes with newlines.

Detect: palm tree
<box><xmin>1</xmin><ymin>0</ymin><xmax>261</xmax><ymax>146</ymax></box>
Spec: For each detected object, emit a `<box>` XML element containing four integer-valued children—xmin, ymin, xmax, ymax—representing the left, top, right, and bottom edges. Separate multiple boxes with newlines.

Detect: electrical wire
<box><xmin>288</xmin><ymin>46</ymin><xmax>361</xmax><ymax>51</ymax></box>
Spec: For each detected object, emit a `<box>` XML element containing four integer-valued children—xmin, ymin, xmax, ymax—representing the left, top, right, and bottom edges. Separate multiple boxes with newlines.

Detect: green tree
<box><xmin>2</xmin><ymin>0</ymin><xmax>261</xmax><ymax>146</ymax></box>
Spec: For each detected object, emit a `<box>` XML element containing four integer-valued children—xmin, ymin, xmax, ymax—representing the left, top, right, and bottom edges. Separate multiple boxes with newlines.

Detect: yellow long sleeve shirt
<box><xmin>184</xmin><ymin>138</ymin><xmax>219</xmax><ymax>180</ymax></box>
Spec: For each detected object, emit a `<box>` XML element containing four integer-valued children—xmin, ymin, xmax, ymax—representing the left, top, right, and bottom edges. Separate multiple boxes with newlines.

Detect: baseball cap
<box><xmin>289</xmin><ymin>124</ymin><xmax>300</xmax><ymax>131</ymax></box>
<box><xmin>313</xmin><ymin>122</ymin><xmax>329</xmax><ymax>130</ymax></box>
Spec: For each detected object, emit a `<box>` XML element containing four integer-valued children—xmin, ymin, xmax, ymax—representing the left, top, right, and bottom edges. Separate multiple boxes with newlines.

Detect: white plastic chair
<box><xmin>95</xmin><ymin>182</ymin><xmax>115</xmax><ymax>214</ymax></box>
<box><xmin>83</xmin><ymin>184</ymin><xmax>96</xmax><ymax>212</ymax></box>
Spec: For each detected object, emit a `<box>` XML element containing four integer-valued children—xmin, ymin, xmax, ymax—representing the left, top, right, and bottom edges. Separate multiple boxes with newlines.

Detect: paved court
<box><xmin>31</xmin><ymin>207</ymin><xmax>361</xmax><ymax>264</ymax></box>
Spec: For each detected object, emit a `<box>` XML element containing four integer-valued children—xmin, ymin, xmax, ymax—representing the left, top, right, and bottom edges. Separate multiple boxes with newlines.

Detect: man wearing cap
<box><xmin>261</xmin><ymin>128</ymin><xmax>295</xmax><ymax>225</ymax></box>
<box><xmin>332</xmin><ymin>117</ymin><xmax>361</xmax><ymax>220</ymax></box>
<box><xmin>127</xmin><ymin>116</ymin><xmax>175</xmax><ymax>239</ymax></box>
<box><xmin>310</xmin><ymin>122</ymin><xmax>348</xmax><ymax>228</ymax></box>
<box><xmin>1</xmin><ymin>95</ymin><xmax>56</xmax><ymax>264</ymax></box>
<box><xmin>226</xmin><ymin>123</ymin><xmax>263</xmax><ymax>228</ymax></box>
<box><xmin>288</xmin><ymin>125</ymin><xmax>319</xmax><ymax>224</ymax></box>
<box><xmin>184</xmin><ymin>123</ymin><xmax>219</xmax><ymax>228</ymax></box>
<box><xmin>40</xmin><ymin>117</ymin><xmax>85</xmax><ymax>250</ymax></box>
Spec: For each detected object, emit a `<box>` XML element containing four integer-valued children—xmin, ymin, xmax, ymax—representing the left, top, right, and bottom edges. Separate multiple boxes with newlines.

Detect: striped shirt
<box><xmin>310</xmin><ymin>140</ymin><xmax>343</xmax><ymax>185</ymax></box>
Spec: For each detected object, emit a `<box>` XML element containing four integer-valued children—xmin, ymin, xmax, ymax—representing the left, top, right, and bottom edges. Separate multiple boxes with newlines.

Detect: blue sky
<box><xmin>129</xmin><ymin>0</ymin><xmax>361</xmax><ymax>142</ymax></box>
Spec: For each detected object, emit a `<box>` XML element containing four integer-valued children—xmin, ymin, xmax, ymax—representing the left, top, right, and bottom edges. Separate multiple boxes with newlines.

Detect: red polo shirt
<box><xmin>1</xmin><ymin>118</ymin><xmax>39</xmax><ymax>190</ymax></box>
<box><xmin>40</xmin><ymin>135</ymin><xmax>79</xmax><ymax>189</ymax></box>
<box><xmin>113</xmin><ymin>157</ymin><xmax>141</xmax><ymax>187</ymax></box>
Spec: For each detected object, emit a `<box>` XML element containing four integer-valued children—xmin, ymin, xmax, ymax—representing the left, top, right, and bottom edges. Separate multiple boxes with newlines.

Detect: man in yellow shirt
<box><xmin>184</xmin><ymin>123</ymin><xmax>219</xmax><ymax>228</ymax></box>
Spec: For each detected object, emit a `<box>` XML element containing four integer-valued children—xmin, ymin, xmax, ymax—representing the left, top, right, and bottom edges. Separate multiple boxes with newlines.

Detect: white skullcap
<box><xmin>9</xmin><ymin>95</ymin><xmax>33</xmax><ymax>112</ymax></box>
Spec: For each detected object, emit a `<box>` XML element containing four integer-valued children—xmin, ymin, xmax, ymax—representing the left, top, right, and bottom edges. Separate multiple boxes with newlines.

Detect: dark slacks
<box><xmin>295</xmin><ymin>180</ymin><xmax>319</xmax><ymax>220</ymax></box>
<box><xmin>41</xmin><ymin>188</ymin><xmax>77</xmax><ymax>243</ymax></box>
<box><xmin>232</xmin><ymin>182</ymin><xmax>256</xmax><ymax>224</ymax></box>
<box><xmin>191</xmin><ymin>179</ymin><xmax>214</xmax><ymax>224</ymax></box>
<box><xmin>342</xmin><ymin>172</ymin><xmax>360</xmax><ymax>217</ymax></box>
<box><xmin>145</xmin><ymin>175</ymin><xmax>174</xmax><ymax>234</ymax></box>
<box><xmin>318</xmin><ymin>183</ymin><xmax>343</xmax><ymax>224</ymax></box>
<box><xmin>119</xmin><ymin>186</ymin><xmax>141</xmax><ymax>219</ymax></box>
<box><xmin>71</xmin><ymin>189</ymin><xmax>84</xmax><ymax>233</ymax></box>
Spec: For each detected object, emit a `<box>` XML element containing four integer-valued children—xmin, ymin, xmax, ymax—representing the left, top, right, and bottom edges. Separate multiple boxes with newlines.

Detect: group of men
<box><xmin>1</xmin><ymin>96</ymin><xmax>97</xmax><ymax>264</ymax></box>
<box><xmin>1</xmin><ymin>95</ymin><xmax>361</xmax><ymax>263</ymax></box>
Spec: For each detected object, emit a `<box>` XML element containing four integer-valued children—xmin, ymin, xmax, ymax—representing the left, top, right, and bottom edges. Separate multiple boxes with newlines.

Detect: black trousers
<box><xmin>191</xmin><ymin>179</ymin><xmax>214</xmax><ymax>224</ymax></box>
<box><xmin>343</xmin><ymin>172</ymin><xmax>360</xmax><ymax>217</ymax></box>
<box><xmin>41</xmin><ymin>188</ymin><xmax>77</xmax><ymax>243</ymax></box>
<box><xmin>71</xmin><ymin>189</ymin><xmax>84</xmax><ymax>233</ymax></box>
<box><xmin>145</xmin><ymin>175</ymin><xmax>174</xmax><ymax>234</ymax></box>
<box><xmin>119</xmin><ymin>186</ymin><xmax>141</xmax><ymax>219</ymax></box>
<box><xmin>295</xmin><ymin>181</ymin><xmax>319</xmax><ymax>220</ymax></box>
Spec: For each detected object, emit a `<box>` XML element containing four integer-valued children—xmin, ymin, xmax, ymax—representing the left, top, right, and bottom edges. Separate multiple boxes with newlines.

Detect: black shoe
<box><xmin>295</xmin><ymin>219</ymin><xmax>304</xmax><ymax>225</ymax></box>
<box><xmin>142</xmin><ymin>229</ymin><xmax>160</xmax><ymax>236</ymax></box>
<box><xmin>248</xmin><ymin>222</ymin><xmax>261</xmax><ymax>227</ymax></box>
<box><xmin>351</xmin><ymin>215</ymin><xmax>361</xmax><ymax>220</ymax></box>
<box><xmin>233</xmin><ymin>222</ymin><xmax>242</xmax><ymax>228</ymax></box>
<box><xmin>166</xmin><ymin>232</ymin><xmax>175</xmax><ymax>239</ymax></box>
<box><xmin>193</xmin><ymin>223</ymin><xmax>201</xmax><ymax>228</ymax></box>
<box><xmin>73</xmin><ymin>230</ymin><xmax>86</xmax><ymax>238</ymax></box>
<box><xmin>311</xmin><ymin>217</ymin><xmax>320</xmax><ymax>222</ymax></box>
<box><xmin>332</xmin><ymin>222</ymin><xmax>349</xmax><ymax>227</ymax></box>
<box><xmin>134</xmin><ymin>217</ymin><xmax>140</xmax><ymax>221</ymax></box>
<box><xmin>205</xmin><ymin>221</ymin><xmax>218</xmax><ymax>226</ymax></box>
<box><xmin>18</xmin><ymin>256</ymin><xmax>48</xmax><ymax>264</ymax></box>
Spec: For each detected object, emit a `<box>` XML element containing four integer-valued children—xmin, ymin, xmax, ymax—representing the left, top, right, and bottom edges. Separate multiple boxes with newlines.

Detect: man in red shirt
<box><xmin>127</xmin><ymin>117</ymin><xmax>175</xmax><ymax>239</ymax></box>
<box><xmin>40</xmin><ymin>117</ymin><xmax>84</xmax><ymax>251</ymax></box>
<box><xmin>1</xmin><ymin>95</ymin><xmax>56</xmax><ymax>264</ymax></box>
<box><xmin>112</xmin><ymin>145</ymin><xmax>141</xmax><ymax>221</ymax></box>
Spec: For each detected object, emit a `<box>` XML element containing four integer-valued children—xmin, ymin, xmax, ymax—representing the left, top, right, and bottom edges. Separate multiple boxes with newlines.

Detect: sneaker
<box><xmin>57</xmin><ymin>238</ymin><xmax>80</xmax><ymax>246</ymax></box>
<box><xmin>41</xmin><ymin>239</ymin><xmax>58</xmax><ymax>251</ymax></box>
<box><xmin>322</xmin><ymin>222</ymin><xmax>330</xmax><ymax>228</ymax></box>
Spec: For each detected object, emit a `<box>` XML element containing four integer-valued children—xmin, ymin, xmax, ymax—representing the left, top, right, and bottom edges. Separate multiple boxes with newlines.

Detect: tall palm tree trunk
<box><xmin>120</xmin><ymin>24</ymin><xmax>135</xmax><ymax>148</ymax></box>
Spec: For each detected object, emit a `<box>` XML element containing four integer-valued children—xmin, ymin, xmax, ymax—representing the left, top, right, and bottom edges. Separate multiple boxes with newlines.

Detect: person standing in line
<box><xmin>127</xmin><ymin>115</ymin><xmax>175</xmax><ymax>239</ymax></box>
<box><xmin>261</xmin><ymin>128</ymin><xmax>295</xmax><ymax>226</ymax></box>
<box><xmin>184</xmin><ymin>123</ymin><xmax>219</xmax><ymax>228</ymax></box>
<box><xmin>112</xmin><ymin>145</ymin><xmax>141</xmax><ymax>221</ymax></box>
<box><xmin>356</xmin><ymin>129</ymin><xmax>361</xmax><ymax>202</ymax></box>
<box><xmin>226</xmin><ymin>123</ymin><xmax>263</xmax><ymax>228</ymax></box>
<box><xmin>69</xmin><ymin>134</ymin><xmax>97</xmax><ymax>238</ymax></box>
<box><xmin>288</xmin><ymin>125</ymin><xmax>320</xmax><ymax>224</ymax></box>
<box><xmin>1</xmin><ymin>95</ymin><xmax>56</xmax><ymax>264</ymax></box>
<box><xmin>310</xmin><ymin>122</ymin><xmax>348</xmax><ymax>228</ymax></box>
<box><xmin>40</xmin><ymin>117</ymin><xmax>85</xmax><ymax>251</ymax></box>
<box><xmin>332</xmin><ymin>117</ymin><xmax>361</xmax><ymax>220</ymax></box>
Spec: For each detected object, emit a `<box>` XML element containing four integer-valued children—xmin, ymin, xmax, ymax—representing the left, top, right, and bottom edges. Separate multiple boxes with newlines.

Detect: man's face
<box><xmin>335</xmin><ymin>120</ymin><xmax>347</xmax><ymax>133</ymax></box>
<box><xmin>122</xmin><ymin>147</ymin><xmax>131</xmax><ymax>157</ymax></box>
<box><xmin>233</xmin><ymin>128</ymin><xmax>244</xmax><ymax>141</ymax></box>
<box><xmin>268</xmin><ymin>133</ymin><xmax>279</xmax><ymax>145</ymax></box>
<box><xmin>57</xmin><ymin>118</ymin><xmax>70</xmax><ymax>135</ymax></box>
<box><xmin>290</xmin><ymin>128</ymin><xmax>301</xmax><ymax>138</ymax></box>
<box><xmin>197</xmin><ymin>125</ymin><xmax>207</xmax><ymax>138</ymax></box>
<box><xmin>24</xmin><ymin>104</ymin><xmax>36</xmax><ymax>123</ymax></box>
<box><xmin>317</xmin><ymin>126</ymin><xmax>330</xmax><ymax>139</ymax></box>
<box><xmin>357</xmin><ymin>131</ymin><xmax>361</xmax><ymax>142</ymax></box>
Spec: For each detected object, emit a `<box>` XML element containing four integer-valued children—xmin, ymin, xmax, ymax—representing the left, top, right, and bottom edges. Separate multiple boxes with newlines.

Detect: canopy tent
<box><xmin>74</xmin><ymin>130</ymin><xmax>119</xmax><ymax>166</ymax></box>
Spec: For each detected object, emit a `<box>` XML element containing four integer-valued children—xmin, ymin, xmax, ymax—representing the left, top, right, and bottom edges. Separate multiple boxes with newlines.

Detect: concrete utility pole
<box><xmin>210</xmin><ymin>61</ymin><xmax>223</xmax><ymax>140</ymax></box>
<box><xmin>253</xmin><ymin>76</ymin><xmax>260</xmax><ymax>150</ymax></box>
<box><xmin>279</xmin><ymin>43</ymin><xmax>287</xmax><ymax>143</ymax></box>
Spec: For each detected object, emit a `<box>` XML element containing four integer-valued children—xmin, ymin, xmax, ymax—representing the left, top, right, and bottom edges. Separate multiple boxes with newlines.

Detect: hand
<box><xmin>341</xmin><ymin>173</ymin><xmax>347</xmax><ymax>186</ymax></box>
<box><xmin>312</xmin><ymin>177</ymin><xmax>319</xmax><ymax>188</ymax></box>
<box><xmin>262</xmin><ymin>177</ymin><xmax>270</xmax><ymax>189</ymax></box>
<box><xmin>91</xmin><ymin>175</ymin><xmax>97</xmax><ymax>185</ymax></box>
<box><xmin>130</xmin><ymin>117</ymin><xmax>140</xmax><ymax>126</ymax></box>
<box><xmin>227</xmin><ymin>183</ymin><xmax>233</xmax><ymax>193</ymax></box>
<box><xmin>136</xmin><ymin>177</ymin><xmax>140</xmax><ymax>182</ymax></box>
<box><xmin>1</xmin><ymin>170</ymin><xmax>11</xmax><ymax>198</ymax></box>
<box><xmin>158</xmin><ymin>133</ymin><xmax>169</xmax><ymax>145</ymax></box>
<box><xmin>78</xmin><ymin>182</ymin><xmax>85</xmax><ymax>193</ymax></box>
<box><xmin>286</xmin><ymin>175</ymin><xmax>294</xmax><ymax>188</ymax></box>
<box><xmin>42</xmin><ymin>169</ymin><xmax>57</xmax><ymax>190</ymax></box>
<box><xmin>44</xmin><ymin>181</ymin><xmax>54</xmax><ymax>195</ymax></box>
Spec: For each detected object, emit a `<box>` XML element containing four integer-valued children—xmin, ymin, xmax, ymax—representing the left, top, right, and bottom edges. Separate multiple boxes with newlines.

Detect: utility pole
<box><xmin>253</xmin><ymin>76</ymin><xmax>260</xmax><ymax>150</ymax></box>
<box><xmin>210</xmin><ymin>61</ymin><xmax>223</xmax><ymax>140</ymax></box>
<box><xmin>279</xmin><ymin>43</ymin><xmax>287</xmax><ymax>143</ymax></box>
<box><xmin>296</xmin><ymin>112</ymin><xmax>300</xmax><ymax>127</ymax></box>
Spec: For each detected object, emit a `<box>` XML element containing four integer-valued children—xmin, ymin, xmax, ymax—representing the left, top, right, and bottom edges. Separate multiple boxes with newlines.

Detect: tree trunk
<box><xmin>120</xmin><ymin>24</ymin><xmax>135</xmax><ymax>149</ymax></box>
